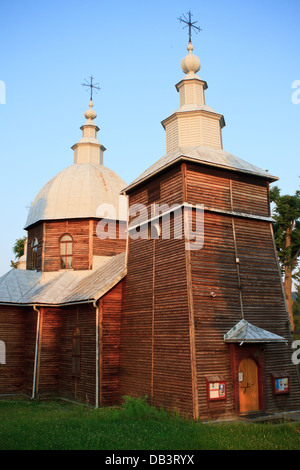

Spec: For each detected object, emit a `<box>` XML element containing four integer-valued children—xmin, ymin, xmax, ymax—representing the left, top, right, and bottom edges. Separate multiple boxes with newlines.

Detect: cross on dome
<box><xmin>178</xmin><ymin>11</ymin><xmax>202</xmax><ymax>44</ymax></box>
<box><xmin>81</xmin><ymin>76</ymin><xmax>100</xmax><ymax>101</ymax></box>
<box><xmin>178</xmin><ymin>12</ymin><xmax>202</xmax><ymax>75</ymax></box>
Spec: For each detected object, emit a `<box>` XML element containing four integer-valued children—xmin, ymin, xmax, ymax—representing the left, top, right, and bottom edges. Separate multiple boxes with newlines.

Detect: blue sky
<box><xmin>0</xmin><ymin>0</ymin><xmax>299</xmax><ymax>275</ymax></box>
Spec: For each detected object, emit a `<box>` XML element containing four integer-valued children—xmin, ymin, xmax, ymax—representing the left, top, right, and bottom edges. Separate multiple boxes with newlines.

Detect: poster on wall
<box><xmin>208</xmin><ymin>381</ymin><xmax>226</xmax><ymax>401</ymax></box>
<box><xmin>274</xmin><ymin>377</ymin><xmax>289</xmax><ymax>394</ymax></box>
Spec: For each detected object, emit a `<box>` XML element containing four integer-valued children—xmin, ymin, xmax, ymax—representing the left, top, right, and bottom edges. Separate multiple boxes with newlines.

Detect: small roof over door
<box><xmin>224</xmin><ymin>319</ymin><xmax>287</xmax><ymax>345</ymax></box>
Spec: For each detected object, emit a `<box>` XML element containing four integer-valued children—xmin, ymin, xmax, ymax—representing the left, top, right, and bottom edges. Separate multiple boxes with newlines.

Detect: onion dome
<box><xmin>24</xmin><ymin>163</ymin><xmax>126</xmax><ymax>228</ymax></box>
<box><xmin>24</xmin><ymin>100</ymin><xmax>127</xmax><ymax>229</ymax></box>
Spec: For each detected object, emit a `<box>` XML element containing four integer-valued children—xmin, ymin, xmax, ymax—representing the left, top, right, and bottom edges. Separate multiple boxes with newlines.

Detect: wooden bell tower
<box><xmin>119</xmin><ymin>28</ymin><xmax>300</xmax><ymax>420</ymax></box>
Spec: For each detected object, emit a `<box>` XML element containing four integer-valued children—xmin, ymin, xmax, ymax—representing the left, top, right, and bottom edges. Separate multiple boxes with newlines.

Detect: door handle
<box><xmin>242</xmin><ymin>383</ymin><xmax>250</xmax><ymax>393</ymax></box>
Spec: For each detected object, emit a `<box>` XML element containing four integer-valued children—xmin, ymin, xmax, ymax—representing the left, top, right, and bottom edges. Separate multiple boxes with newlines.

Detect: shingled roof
<box><xmin>0</xmin><ymin>253</ymin><xmax>126</xmax><ymax>306</ymax></box>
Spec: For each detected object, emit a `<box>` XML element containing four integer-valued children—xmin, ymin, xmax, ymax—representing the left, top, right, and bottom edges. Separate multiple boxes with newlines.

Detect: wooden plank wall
<box><xmin>93</xmin><ymin>220</ymin><xmax>127</xmax><ymax>257</ymax></box>
<box><xmin>27</xmin><ymin>218</ymin><xmax>127</xmax><ymax>272</ymax></box>
<box><xmin>16</xmin><ymin>285</ymin><xmax>124</xmax><ymax>405</ymax></box>
<box><xmin>234</xmin><ymin>219</ymin><xmax>300</xmax><ymax>412</ymax></box>
<box><xmin>186</xmin><ymin>163</ymin><xmax>270</xmax><ymax>217</ymax></box>
<box><xmin>23</xmin><ymin>308</ymin><xmax>39</xmax><ymax>397</ymax></box>
<box><xmin>128</xmin><ymin>164</ymin><xmax>184</xmax><ymax>225</ymax></box>
<box><xmin>101</xmin><ymin>282</ymin><xmax>123</xmax><ymax>406</ymax></box>
<box><xmin>153</xmin><ymin>234</ymin><xmax>194</xmax><ymax>416</ymax></box>
<box><xmin>119</xmin><ymin>228</ymin><xmax>154</xmax><ymax>403</ymax></box>
<box><xmin>43</xmin><ymin>220</ymin><xmax>90</xmax><ymax>271</ymax></box>
<box><xmin>120</xmin><ymin>166</ymin><xmax>195</xmax><ymax>416</ymax></box>
<box><xmin>57</xmin><ymin>304</ymin><xmax>96</xmax><ymax>405</ymax></box>
<box><xmin>185</xmin><ymin>164</ymin><xmax>300</xmax><ymax>418</ymax></box>
<box><xmin>0</xmin><ymin>306</ymin><xmax>26</xmax><ymax>394</ymax></box>
<box><xmin>121</xmin><ymin>161</ymin><xmax>300</xmax><ymax>419</ymax></box>
<box><xmin>190</xmin><ymin>211</ymin><xmax>240</xmax><ymax>420</ymax></box>
<box><xmin>37</xmin><ymin>308</ymin><xmax>63</xmax><ymax>395</ymax></box>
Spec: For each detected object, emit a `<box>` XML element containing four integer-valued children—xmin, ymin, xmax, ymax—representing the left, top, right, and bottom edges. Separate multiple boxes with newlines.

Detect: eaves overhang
<box><xmin>122</xmin><ymin>149</ymin><xmax>279</xmax><ymax>195</ymax></box>
<box><xmin>224</xmin><ymin>319</ymin><xmax>287</xmax><ymax>345</ymax></box>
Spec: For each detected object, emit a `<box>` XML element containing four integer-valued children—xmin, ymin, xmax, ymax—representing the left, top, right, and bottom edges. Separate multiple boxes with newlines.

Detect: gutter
<box><xmin>32</xmin><ymin>305</ymin><xmax>41</xmax><ymax>400</ymax></box>
<box><xmin>93</xmin><ymin>300</ymin><xmax>99</xmax><ymax>409</ymax></box>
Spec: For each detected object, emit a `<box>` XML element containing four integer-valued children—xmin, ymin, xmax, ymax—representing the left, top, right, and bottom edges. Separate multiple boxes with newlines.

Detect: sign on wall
<box><xmin>274</xmin><ymin>377</ymin><xmax>289</xmax><ymax>394</ymax></box>
<box><xmin>272</xmin><ymin>374</ymin><xmax>290</xmax><ymax>395</ymax></box>
<box><xmin>206</xmin><ymin>378</ymin><xmax>227</xmax><ymax>401</ymax></box>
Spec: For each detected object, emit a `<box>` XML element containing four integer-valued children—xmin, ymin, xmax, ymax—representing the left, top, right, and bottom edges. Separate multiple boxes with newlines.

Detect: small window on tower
<box><xmin>60</xmin><ymin>234</ymin><xmax>73</xmax><ymax>269</ymax></box>
<box><xmin>31</xmin><ymin>238</ymin><xmax>38</xmax><ymax>270</ymax></box>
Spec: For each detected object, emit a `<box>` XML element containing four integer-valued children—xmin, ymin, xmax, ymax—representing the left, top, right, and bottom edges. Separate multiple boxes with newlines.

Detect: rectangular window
<box><xmin>61</xmin><ymin>256</ymin><xmax>73</xmax><ymax>269</ymax></box>
<box><xmin>60</xmin><ymin>234</ymin><xmax>73</xmax><ymax>269</ymax></box>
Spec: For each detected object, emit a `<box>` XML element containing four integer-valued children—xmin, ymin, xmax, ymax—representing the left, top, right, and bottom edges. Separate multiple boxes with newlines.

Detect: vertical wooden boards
<box><xmin>185</xmin><ymin>162</ymin><xmax>300</xmax><ymax>417</ymax></box>
<box><xmin>119</xmin><ymin>230</ymin><xmax>154</xmax><ymax>402</ymax></box>
<box><xmin>233</xmin><ymin>218</ymin><xmax>300</xmax><ymax>412</ymax></box>
<box><xmin>57</xmin><ymin>304</ymin><xmax>96</xmax><ymax>404</ymax></box>
<box><xmin>37</xmin><ymin>308</ymin><xmax>62</xmax><ymax>395</ymax></box>
<box><xmin>120</xmin><ymin>166</ymin><xmax>195</xmax><ymax>416</ymax></box>
<box><xmin>23</xmin><ymin>308</ymin><xmax>38</xmax><ymax>396</ymax></box>
<box><xmin>182</xmin><ymin>165</ymin><xmax>199</xmax><ymax>419</ymax></box>
<box><xmin>0</xmin><ymin>306</ymin><xmax>26</xmax><ymax>394</ymax></box>
<box><xmin>153</xmin><ymin>235</ymin><xmax>194</xmax><ymax>416</ymax></box>
<box><xmin>190</xmin><ymin>211</ymin><xmax>240</xmax><ymax>420</ymax></box>
<box><xmin>21</xmin><ymin>284</ymin><xmax>123</xmax><ymax>405</ymax></box>
<box><xmin>101</xmin><ymin>282</ymin><xmax>123</xmax><ymax>406</ymax></box>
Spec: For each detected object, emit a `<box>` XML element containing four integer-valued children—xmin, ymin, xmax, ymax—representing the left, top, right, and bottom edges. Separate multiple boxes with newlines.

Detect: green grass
<box><xmin>0</xmin><ymin>396</ymin><xmax>299</xmax><ymax>450</ymax></box>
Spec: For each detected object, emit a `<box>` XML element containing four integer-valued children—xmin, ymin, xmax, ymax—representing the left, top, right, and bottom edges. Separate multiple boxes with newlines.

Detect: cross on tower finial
<box><xmin>81</xmin><ymin>76</ymin><xmax>100</xmax><ymax>101</ymax></box>
<box><xmin>178</xmin><ymin>11</ymin><xmax>202</xmax><ymax>43</ymax></box>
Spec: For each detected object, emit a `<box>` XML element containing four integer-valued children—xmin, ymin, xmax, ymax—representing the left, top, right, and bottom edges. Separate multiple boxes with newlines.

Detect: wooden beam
<box><xmin>151</xmin><ymin>238</ymin><xmax>155</xmax><ymax>405</ymax></box>
<box><xmin>182</xmin><ymin>164</ymin><xmax>199</xmax><ymax>419</ymax></box>
<box><xmin>99</xmin><ymin>299</ymin><xmax>103</xmax><ymax>408</ymax></box>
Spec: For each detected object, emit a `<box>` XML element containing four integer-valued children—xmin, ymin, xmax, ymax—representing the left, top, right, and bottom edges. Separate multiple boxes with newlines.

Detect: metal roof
<box><xmin>224</xmin><ymin>319</ymin><xmax>287</xmax><ymax>344</ymax></box>
<box><xmin>0</xmin><ymin>253</ymin><xmax>126</xmax><ymax>306</ymax></box>
<box><xmin>123</xmin><ymin>145</ymin><xmax>278</xmax><ymax>193</ymax></box>
<box><xmin>0</xmin><ymin>269</ymin><xmax>41</xmax><ymax>304</ymax></box>
<box><xmin>25</xmin><ymin>163</ymin><xmax>127</xmax><ymax>229</ymax></box>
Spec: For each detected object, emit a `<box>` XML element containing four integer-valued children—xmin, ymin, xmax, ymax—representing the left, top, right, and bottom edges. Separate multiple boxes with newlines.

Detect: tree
<box><xmin>293</xmin><ymin>282</ymin><xmax>300</xmax><ymax>338</ymax></box>
<box><xmin>10</xmin><ymin>236</ymin><xmax>27</xmax><ymax>269</ymax></box>
<box><xmin>270</xmin><ymin>186</ymin><xmax>300</xmax><ymax>331</ymax></box>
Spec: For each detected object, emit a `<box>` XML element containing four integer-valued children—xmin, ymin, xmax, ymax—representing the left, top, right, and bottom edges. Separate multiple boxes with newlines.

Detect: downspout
<box><xmin>32</xmin><ymin>305</ymin><xmax>41</xmax><ymax>400</ymax></box>
<box><xmin>93</xmin><ymin>300</ymin><xmax>99</xmax><ymax>409</ymax></box>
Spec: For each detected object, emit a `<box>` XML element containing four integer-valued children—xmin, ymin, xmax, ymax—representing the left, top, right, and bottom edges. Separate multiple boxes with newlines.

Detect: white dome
<box><xmin>25</xmin><ymin>163</ymin><xmax>127</xmax><ymax>228</ymax></box>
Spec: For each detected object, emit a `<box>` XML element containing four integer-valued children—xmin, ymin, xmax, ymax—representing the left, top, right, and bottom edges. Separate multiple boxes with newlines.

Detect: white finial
<box><xmin>180</xmin><ymin>41</ymin><xmax>201</xmax><ymax>75</ymax></box>
<box><xmin>84</xmin><ymin>100</ymin><xmax>97</xmax><ymax>121</ymax></box>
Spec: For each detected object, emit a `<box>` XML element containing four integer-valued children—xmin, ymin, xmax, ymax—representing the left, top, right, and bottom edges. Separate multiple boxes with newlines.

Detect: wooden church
<box><xmin>0</xmin><ymin>32</ymin><xmax>299</xmax><ymax>421</ymax></box>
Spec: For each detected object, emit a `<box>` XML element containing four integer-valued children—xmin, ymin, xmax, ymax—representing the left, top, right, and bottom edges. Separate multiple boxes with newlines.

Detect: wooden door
<box><xmin>238</xmin><ymin>358</ymin><xmax>259</xmax><ymax>413</ymax></box>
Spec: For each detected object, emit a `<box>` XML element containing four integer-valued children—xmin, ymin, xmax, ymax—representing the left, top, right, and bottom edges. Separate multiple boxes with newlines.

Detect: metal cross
<box><xmin>81</xmin><ymin>76</ymin><xmax>100</xmax><ymax>101</ymax></box>
<box><xmin>178</xmin><ymin>11</ymin><xmax>202</xmax><ymax>43</ymax></box>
